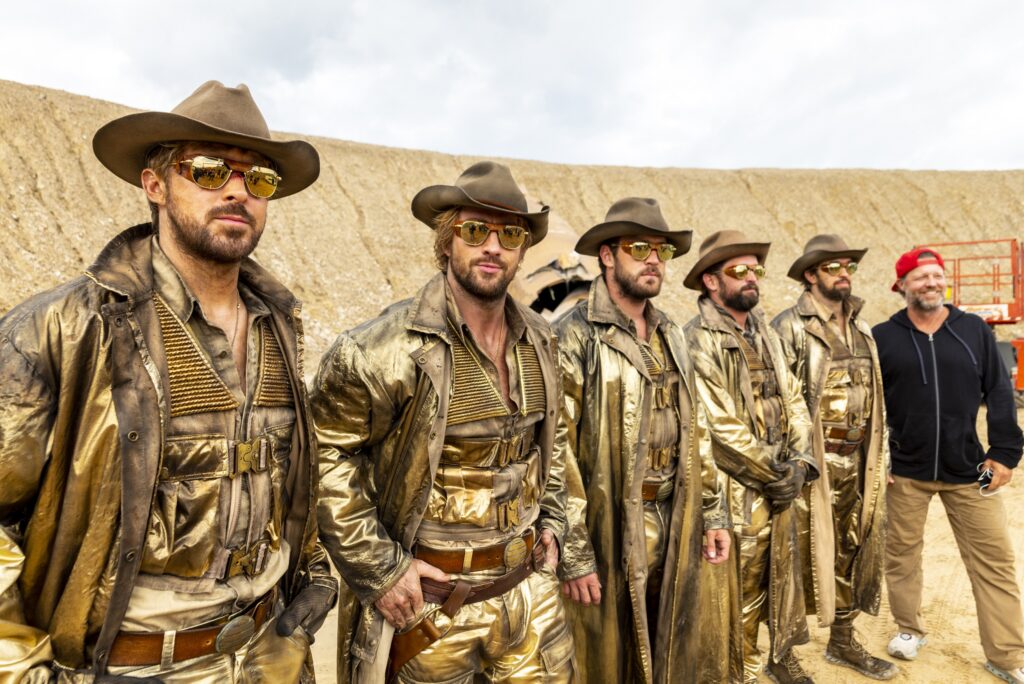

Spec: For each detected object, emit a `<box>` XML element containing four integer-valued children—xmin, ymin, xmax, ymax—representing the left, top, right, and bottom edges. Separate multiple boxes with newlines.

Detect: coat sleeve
<box><xmin>979</xmin><ymin>320</ymin><xmax>1024</xmax><ymax>468</ymax></box>
<box><xmin>695</xmin><ymin>398</ymin><xmax>731</xmax><ymax>530</ymax></box>
<box><xmin>687</xmin><ymin>328</ymin><xmax>782</xmax><ymax>490</ymax></box>
<box><xmin>312</xmin><ymin>334</ymin><xmax>412</xmax><ymax>606</ymax></box>
<box><xmin>536</xmin><ymin>331</ymin><xmax>572</xmax><ymax>551</ymax></box>
<box><xmin>554</xmin><ymin>323</ymin><xmax>599</xmax><ymax>581</ymax></box>
<box><xmin>768</xmin><ymin>324</ymin><xmax>818</xmax><ymax>475</ymax></box>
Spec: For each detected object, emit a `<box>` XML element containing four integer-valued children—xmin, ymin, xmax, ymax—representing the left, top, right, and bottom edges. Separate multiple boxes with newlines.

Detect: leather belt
<box><xmin>388</xmin><ymin>544</ymin><xmax>541</xmax><ymax>683</ymax></box>
<box><xmin>825</xmin><ymin>425</ymin><xmax>866</xmax><ymax>455</ymax></box>
<box><xmin>642</xmin><ymin>481</ymin><xmax>674</xmax><ymax>502</ymax></box>
<box><xmin>414</xmin><ymin>529</ymin><xmax>534</xmax><ymax>574</ymax></box>
<box><xmin>107</xmin><ymin>589</ymin><xmax>275</xmax><ymax>667</ymax></box>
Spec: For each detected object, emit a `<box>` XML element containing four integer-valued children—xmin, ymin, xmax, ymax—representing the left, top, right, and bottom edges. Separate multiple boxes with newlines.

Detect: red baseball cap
<box><xmin>892</xmin><ymin>247</ymin><xmax>945</xmax><ymax>292</ymax></box>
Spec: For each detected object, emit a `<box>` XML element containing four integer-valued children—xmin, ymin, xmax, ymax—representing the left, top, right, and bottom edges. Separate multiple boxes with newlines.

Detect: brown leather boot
<box><xmin>826</xmin><ymin>621</ymin><xmax>898</xmax><ymax>680</ymax></box>
<box><xmin>765</xmin><ymin>649</ymin><xmax>814</xmax><ymax>684</ymax></box>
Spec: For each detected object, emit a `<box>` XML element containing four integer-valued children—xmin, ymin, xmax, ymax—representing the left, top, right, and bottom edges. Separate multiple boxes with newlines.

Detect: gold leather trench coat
<box><xmin>684</xmin><ymin>297</ymin><xmax>830</xmax><ymax>666</ymax></box>
<box><xmin>0</xmin><ymin>224</ymin><xmax>329</xmax><ymax>676</ymax></box>
<box><xmin>556</xmin><ymin>278</ymin><xmax>731</xmax><ymax>684</ymax></box>
<box><xmin>312</xmin><ymin>273</ymin><xmax>572</xmax><ymax>684</ymax></box>
<box><xmin>772</xmin><ymin>292</ymin><xmax>887</xmax><ymax>617</ymax></box>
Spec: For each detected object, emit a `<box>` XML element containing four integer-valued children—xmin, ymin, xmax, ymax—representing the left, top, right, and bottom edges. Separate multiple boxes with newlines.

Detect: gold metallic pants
<box><xmin>398</xmin><ymin>567</ymin><xmax>574</xmax><ymax>683</ymax></box>
<box><xmin>887</xmin><ymin>475</ymin><xmax>1024</xmax><ymax>670</ymax></box>
<box><xmin>643</xmin><ymin>499</ymin><xmax>670</xmax><ymax>638</ymax></box>
<box><xmin>826</xmin><ymin>450</ymin><xmax>863</xmax><ymax>615</ymax></box>
<box><xmin>99</xmin><ymin>615</ymin><xmax>309</xmax><ymax>684</ymax></box>
<box><xmin>738</xmin><ymin>491</ymin><xmax>773</xmax><ymax>683</ymax></box>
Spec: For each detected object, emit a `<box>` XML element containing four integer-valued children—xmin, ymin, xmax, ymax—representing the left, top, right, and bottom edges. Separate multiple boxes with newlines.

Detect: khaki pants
<box><xmin>886</xmin><ymin>475</ymin><xmax>1024</xmax><ymax>669</ymax></box>
<box><xmin>397</xmin><ymin>567</ymin><xmax>574</xmax><ymax>683</ymax></box>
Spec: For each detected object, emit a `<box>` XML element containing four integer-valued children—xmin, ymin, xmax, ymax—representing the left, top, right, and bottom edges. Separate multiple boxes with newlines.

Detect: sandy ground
<box><xmin>311</xmin><ymin>411</ymin><xmax>1024</xmax><ymax>683</ymax></box>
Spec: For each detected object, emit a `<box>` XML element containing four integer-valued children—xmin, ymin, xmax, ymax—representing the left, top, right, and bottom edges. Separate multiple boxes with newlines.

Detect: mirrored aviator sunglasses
<box><xmin>176</xmin><ymin>156</ymin><xmax>281</xmax><ymax>199</ymax></box>
<box><xmin>819</xmin><ymin>261</ymin><xmax>859</xmax><ymax>276</ymax></box>
<box><xmin>721</xmin><ymin>263</ymin><xmax>766</xmax><ymax>279</ymax></box>
<box><xmin>454</xmin><ymin>220</ymin><xmax>529</xmax><ymax>249</ymax></box>
<box><xmin>616</xmin><ymin>241</ymin><xmax>676</xmax><ymax>262</ymax></box>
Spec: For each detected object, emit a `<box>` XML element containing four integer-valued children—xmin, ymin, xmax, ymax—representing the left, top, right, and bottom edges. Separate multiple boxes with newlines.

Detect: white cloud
<box><xmin>2</xmin><ymin>0</ymin><xmax>1022</xmax><ymax>169</ymax></box>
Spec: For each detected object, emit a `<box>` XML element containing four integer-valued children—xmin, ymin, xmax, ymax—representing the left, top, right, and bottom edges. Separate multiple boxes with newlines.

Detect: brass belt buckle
<box><xmin>503</xmin><ymin>536</ymin><xmax>528</xmax><ymax>568</ymax></box>
<box><xmin>230</xmin><ymin>437</ymin><xmax>268</xmax><ymax>478</ymax></box>
<box><xmin>215</xmin><ymin>615</ymin><xmax>256</xmax><ymax>654</ymax></box>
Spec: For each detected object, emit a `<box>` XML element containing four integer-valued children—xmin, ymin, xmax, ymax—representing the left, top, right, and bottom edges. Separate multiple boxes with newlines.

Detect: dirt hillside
<box><xmin>3</xmin><ymin>80</ymin><xmax>1024</xmax><ymax>683</ymax></box>
<box><xmin>3</xmin><ymin>79</ymin><xmax>1023</xmax><ymax>365</ymax></box>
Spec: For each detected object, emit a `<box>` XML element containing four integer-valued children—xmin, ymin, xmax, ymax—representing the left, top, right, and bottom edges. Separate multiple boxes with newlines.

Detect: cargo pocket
<box><xmin>540</xmin><ymin>620</ymin><xmax>574</xmax><ymax>675</ymax></box>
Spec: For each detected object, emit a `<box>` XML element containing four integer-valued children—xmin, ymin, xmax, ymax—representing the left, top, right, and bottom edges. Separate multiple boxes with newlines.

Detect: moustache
<box><xmin>208</xmin><ymin>203</ymin><xmax>254</xmax><ymax>226</ymax></box>
<box><xmin>472</xmin><ymin>257</ymin><xmax>508</xmax><ymax>270</ymax></box>
<box><xmin>741</xmin><ymin>284</ymin><xmax>759</xmax><ymax>294</ymax></box>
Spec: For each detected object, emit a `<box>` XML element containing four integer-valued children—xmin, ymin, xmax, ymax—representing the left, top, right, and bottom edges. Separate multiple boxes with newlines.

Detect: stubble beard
<box><xmin>165</xmin><ymin>193</ymin><xmax>263</xmax><ymax>264</ymax></box>
<box><xmin>450</xmin><ymin>253</ymin><xmax>515</xmax><ymax>302</ymax></box>
<box><xmin>614</xmin><ymin>265</ymin><xmax>662</xmax><ymax>301</ymax></box>
<box><xmin>908</xmin><ymin>288</ymin><xmax>945</xmax><ymax>312</ymax></box>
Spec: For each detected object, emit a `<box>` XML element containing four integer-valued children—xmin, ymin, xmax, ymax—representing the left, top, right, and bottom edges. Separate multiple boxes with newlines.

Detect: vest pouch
<box><xmin>141</xmin><ymin>435</ymin><xmax>230</xmax><ymax>577</ymax></box>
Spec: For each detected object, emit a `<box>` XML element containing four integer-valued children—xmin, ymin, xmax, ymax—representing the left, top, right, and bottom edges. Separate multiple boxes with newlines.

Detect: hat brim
<box><xmin>92</xmin><ymin>112</ymin><xmax>320</xmax><ymax>199</ymax></box>
<box><xmin>411</xmin><ymin>185</ymin><xmax>549</xmax><ymax>243</ymax></box>
<box><xmin>786</xmin><ymin>248</ymin><xmax>868</xmax><ymax>282</ymax></box>
<box><xmin>683</xmin><ymin>242</ymin><xmax>771</xmax><ymax>291</ymax></box>
<box><xmin>574</xmin><ymin>221</ymin><xmax>693</xmax><ymax>258</ymax></box>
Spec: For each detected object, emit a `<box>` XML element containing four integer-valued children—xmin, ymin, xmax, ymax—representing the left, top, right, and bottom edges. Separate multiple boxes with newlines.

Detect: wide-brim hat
<box><xmin>92</xmin><ymin>81</ymin><xmax>320</xmax><ymax>200</ymax></box>
<box><xmin>411</xmin><ymin>161</ymin><xmax>549</xmax><ymax>243</ymax></box>
<box><xmin>787</xmin><ymin>234</ymin><xmax>868</xmax><ymax>282</ymax></box>
<box><xmin>683</xmin><ymin>230</ymin><xmax>771</xmax><ymax>290</ymax></box>
<box><xmin>574</xmin><ymin>197</ymin><xmax>692</xmax><ymax>257</ymax></box>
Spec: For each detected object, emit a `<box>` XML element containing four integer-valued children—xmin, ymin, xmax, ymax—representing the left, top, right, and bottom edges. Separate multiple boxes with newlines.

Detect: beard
<box><xmin>614</xmin><ymin>265</ymin><xmax>662</xmax><ymax>301</ymax></box>
<box><xmin>818</xmin><ymin>279</ymin><xmax>851</xmax><ymax>302</ymax></box>
<box><xmin>165</xmin><ymin>194</ymin><xmax>263</xmax><ymax>264</ymax></box>
<box><xmin>450</xmin><ymin>252</ymin><xmax>516</xmax><ymax>302</ymax></box>
<box><xmin>722</xmin><ymin>282</ymin><xmax>759</xmax><ymax>312</ymax></box>
<box><xmin>907</xmin><ymin>287</ymin><xmax>945</xmax><ymax>312</ymax></box>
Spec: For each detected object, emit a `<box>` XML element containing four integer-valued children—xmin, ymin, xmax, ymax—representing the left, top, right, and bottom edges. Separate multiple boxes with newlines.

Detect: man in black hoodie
<box><xmin>874</xmin><ymin>247</ymin><xmax>1024</xmax><ymax>684</ymax></box>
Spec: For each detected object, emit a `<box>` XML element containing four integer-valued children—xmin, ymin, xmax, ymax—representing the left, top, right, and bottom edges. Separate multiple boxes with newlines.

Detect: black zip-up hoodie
<box><xmin>873</xmin><ymin>305</ymin><xmax>1023</xmax><ymax>483</ymax></box>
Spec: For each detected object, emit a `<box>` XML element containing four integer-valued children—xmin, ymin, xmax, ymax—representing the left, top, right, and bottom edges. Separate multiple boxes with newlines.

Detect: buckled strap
<box><xmin>826</xmin><ymin>425</ymin><xmax>865</xmax><ymax>441</ymax></box>
<box><xmin>230</xmin><ymin>436</ymin><xmax>268</xmax><ymax>478</ymax></box>
<box><xmin>414</xmin><ymin>529</ymin><xmax>535</xmax><ymax>574</ymax></box>
<box><xmin>418</xmin><ymin>550</ymin><xmax>536</xmax><ymax>606</ymax></box>
<box><xmin>227</xmin><ymin>538</ymin><xmax>271</xmax><ymax>578</ymax></box>
<box><xmin>107</xmin><ymin>589</ymin><xmax>274</xmax><ymax>666</ymax></box>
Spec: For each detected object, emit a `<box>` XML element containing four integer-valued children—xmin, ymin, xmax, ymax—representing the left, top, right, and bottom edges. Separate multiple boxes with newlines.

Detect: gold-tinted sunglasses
<box><xmin>454</xmin><ymin>221</ymin><xmax>529</xmax><ymax>250</ymax></box>
<box><xmin>175</xmin><ymin>155</ymin><xmax>281</xmax><ymax>199</ymax></box>
<box><xmin>612</xmin><ymin>241</ymin><xmax>677</xmax><ymax>262</ymax></box>
<box><xmin>819</xmin><ymin>261</ymin><xmax>859</xmax><ymax>276</ymax></box>
<box><xmin>720</xmin><ymin>263</ymin><xmax>766</xmax><ymax>279</ymax></box>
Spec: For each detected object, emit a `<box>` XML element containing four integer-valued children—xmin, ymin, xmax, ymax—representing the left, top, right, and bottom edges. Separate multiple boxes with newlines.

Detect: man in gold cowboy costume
<box><xmin>772</xmin><ymin>235</ymin><xmax>895</xmax><ymax>680</ymax></box>
<box><xmin>313</xmin><ymin>162</ymin><xmax>581</xmax><ymax>683</ymax></box>
<box><xmin>555</xmin><ymin>198</ymin><xmax>732</xmax><ymax>683</ymax></box>
<box><xmin>684</xmin><ymin>231</ymin><xmax>830</xmax><ymax>684</ymax></box>
<box><xmin>0</xmin><ymin>81</ymin><xmax>336</xmax><ymax>682</ymax></box>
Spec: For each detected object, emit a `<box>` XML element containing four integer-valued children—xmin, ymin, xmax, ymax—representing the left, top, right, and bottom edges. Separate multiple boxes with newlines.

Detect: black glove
<box><xmin>763</xmin><ymin>460</ymin><xmax>807</xmax><ymax>504</ymax></box>
<box><xmin>276</xmin><ymin>582</ymin><xmax>337</xmax><ymax>642</ymax></box>
<box><xmin>96</xmin><ymin>675</ymin><xmax>164</xmax><ymax>683</ymax></box>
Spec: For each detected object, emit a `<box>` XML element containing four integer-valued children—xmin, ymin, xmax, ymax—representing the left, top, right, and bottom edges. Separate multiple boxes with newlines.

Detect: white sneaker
<box><xmin>985</xmin><ymin>661</ymin><xmax>1024</xmax><ymax>684</ymax></box>
<box><xmin>887</xmin><ymin>632</ymin><xmax>927</xmax><ymax>660</ymax></box>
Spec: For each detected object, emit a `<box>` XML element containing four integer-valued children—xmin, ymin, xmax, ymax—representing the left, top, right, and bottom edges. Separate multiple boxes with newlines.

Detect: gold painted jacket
<box><xmin>0</xmin><ymin>225</ymin><xmax>329</xmax><ymax>675</ymax></box>
<box><xmin>312</xmin><ymin>272</ymin><xmax>571</xmax><ymax>684</ymax></box>
<box><xmin>556</xmin><ymin>278</ymin><xmax>730</xmax><ymax>683</ymax></box>
<box><xmin>684</xmin><ymin>297</ymin><xmax>829</xmax><ymax>663</ymax></box>
<box><xmin>772</xmin><ymin>292</ymin><xmax>887</xmax><ymax>616</ymax></box>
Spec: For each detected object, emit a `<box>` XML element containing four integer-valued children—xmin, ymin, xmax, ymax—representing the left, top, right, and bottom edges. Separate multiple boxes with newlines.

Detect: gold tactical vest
<box><xmin>819</xmin><ymin>320</ymin><xmax>873</xmax><ymax>454</ymax></box>
<box><xmin>420</xmin><ymin>322</ymin><xmax>546</xmax><ymax>542</ymax></box>
<box><xmin>642</xmin><ymin>330</ymin><xmax>681</xmax><ymax>499</ymax></box>
<box><xmin>733</xmin><ymin>328</ymin><xmax>787</xmax><ymax>446</ymax></box>
<box><xmin>139</xmin><ymin>294</ymin><xmax>295</xmax><ymax>582</ymax></box>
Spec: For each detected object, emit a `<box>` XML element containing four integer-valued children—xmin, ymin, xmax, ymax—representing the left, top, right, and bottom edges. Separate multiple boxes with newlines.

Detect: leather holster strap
<box><xmin>642</xmin><ymin>481</ymin><xmax>666</xmax><ymax>502</ymax></box>
<box><xmin>387</xmin><ymin>547</ymin><xmax>539</xmax><ymax>682</ymax></box>
<box><xmin>413</xmin><ymin>529</ymin><xmax>535</xmax><ymax>574</ymax></box>
<box><xmin>825</xmin><ymin>440</ymin><xmax>861</xmax><ymax>456</ymax></box>
<box><xmin>107</xmin><ymin>588</ymin><xmax>275</xmax><ymax>667</ymax></box>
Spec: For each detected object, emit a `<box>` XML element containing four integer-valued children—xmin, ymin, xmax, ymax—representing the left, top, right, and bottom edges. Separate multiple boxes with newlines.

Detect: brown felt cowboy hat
<box><xmin>574</xmin><ymin>197</ymin><xmax>692</xmax><ymax>257</ymax></box>
<box><xmin>786</xmin><ymin>234</ymin><xmax>868</xmax><ymax>282</ymax></box>
<box><xmin>683</xmin><ymin>230</ymin><xmax>771</xmax><ymax>290</ymax></box>
<box><xmin>92</xmin><ymin>81</ymin><xmax>319</xmax><ymax>199</ymax></box>
<box><xmin>411</xmin><ymin>161</ymin><xmax>549</xmax><ymax>242</ymax></box>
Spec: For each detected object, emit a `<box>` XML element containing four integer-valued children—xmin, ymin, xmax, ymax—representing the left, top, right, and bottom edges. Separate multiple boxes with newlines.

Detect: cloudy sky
<box><xmin>4</xmin><ymin>1</ymin><xmax>1022</xmax><ymax>169</ymax></box>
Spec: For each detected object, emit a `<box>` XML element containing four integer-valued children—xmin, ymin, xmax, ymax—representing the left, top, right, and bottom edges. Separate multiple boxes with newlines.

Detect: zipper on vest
<box><xmin>928</xmin><ymin>333</ymin><xmax>940</xmax><ymax>480</ymax></box>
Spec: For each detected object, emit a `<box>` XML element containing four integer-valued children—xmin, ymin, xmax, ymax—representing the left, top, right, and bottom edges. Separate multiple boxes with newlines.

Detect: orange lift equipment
<box><xmin>914</xmin><ymin>238</ymin><xmax>1024</xmax><ymax>397</ymax></box>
